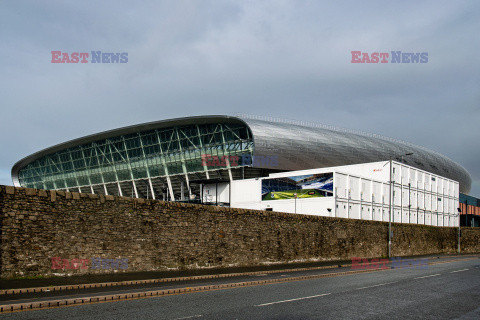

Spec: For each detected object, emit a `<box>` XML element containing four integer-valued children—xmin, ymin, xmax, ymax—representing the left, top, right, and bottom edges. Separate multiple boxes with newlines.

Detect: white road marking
<box><xmin>255</xmin><ymin>293</ymin><xmax>331</xmax><ymax>307</ymax></box>
<box><xmin>414</xmin><ymin>273</ymin><xmax>441</xmax><ymax>279</ymax></box>
<box><xmin>356</xmin><ymin>281</ymin><xmax>398</xmax><ymax>290</ymax></box>
<box><xmin>173</xmin><ymin>315</ymin><xmax>203</xmax><ymax>320</ymax></box>
<box><xmin>450</xmin><ymin>269</ymin><xmax>469</xmax><ymax>273</ymax></box>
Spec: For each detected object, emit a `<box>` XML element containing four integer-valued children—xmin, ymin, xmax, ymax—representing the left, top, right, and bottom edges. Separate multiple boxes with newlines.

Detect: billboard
<box><xmin>261</xmin><ymin>172</ymin><xmax>333</xmax><ymax>201</ymax></box>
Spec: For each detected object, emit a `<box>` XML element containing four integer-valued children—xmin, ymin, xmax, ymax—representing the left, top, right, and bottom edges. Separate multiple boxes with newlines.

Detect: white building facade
<box><xmin>226</xmin><ymin>161</ymin><xmax>459</xmax><ymax>227</ymax></box>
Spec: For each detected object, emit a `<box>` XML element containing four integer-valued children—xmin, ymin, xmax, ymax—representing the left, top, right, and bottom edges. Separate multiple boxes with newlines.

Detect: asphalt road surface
<box><xmin>2</xmin><ymin>257</ymin><xmax>480</xmax><ymax>319</ymax></box>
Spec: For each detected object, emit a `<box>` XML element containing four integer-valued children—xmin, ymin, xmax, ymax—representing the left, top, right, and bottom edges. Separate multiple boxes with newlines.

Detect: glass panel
<box><xmin>55</xmin><ymin>180</ymin><xmax>66</xmax><ymax>189</ymax></box>
<box><xmin>149</xmin><ymin>164</ymin><xmax>164</xmax><ymax>177</ymax></box>
<box><xmin>66</xmin><ymin>178</ymin><xmax>77</xmax><ymax>188</ymax></box>
<box><xmin>103</xmin><ymin>171</ymin><xmax>116</xmax><ymax>183</ymax></box>
<box><xmin>133</xmin><ymin>168</ymin><xmax>147</xmax><ymax>179</ymax></box>
<box><xmin>78</xmin><ymin>176</ymin><xmax>89</xmax><ymax>186</ymax></box>
<box><xmin>117</xmin><ymin>169</ymin><xmax>131</xmax><ymax>181</ymax></box>
<box><xmin>90</xmin><ymin>173</ymin><xmax>102</xmax><ymax>185</ymax></box>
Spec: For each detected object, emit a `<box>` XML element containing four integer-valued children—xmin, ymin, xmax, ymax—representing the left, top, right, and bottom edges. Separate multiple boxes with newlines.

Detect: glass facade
<box><xmin>17</xmin><ymin>122</ymin><xmax>254</xmax><ymax>200</ymax></box>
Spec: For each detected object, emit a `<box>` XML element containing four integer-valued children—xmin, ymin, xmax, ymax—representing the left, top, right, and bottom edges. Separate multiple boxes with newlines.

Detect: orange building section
<box><xmin>459</xmin><ymin>203</ymin><xmax>480</xmax><ymax>216</ymax></box>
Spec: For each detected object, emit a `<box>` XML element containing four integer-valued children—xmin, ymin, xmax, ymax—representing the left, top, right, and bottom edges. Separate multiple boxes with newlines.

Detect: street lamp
<box><xmin>385</xmin><ymin>152</ymin><xmax>414</xmax><ymax>258</ymax></box>
<box><xmin>457</xmin><ymin>207</ymin><xmax>461</xmax><ymax>254</ymax></box>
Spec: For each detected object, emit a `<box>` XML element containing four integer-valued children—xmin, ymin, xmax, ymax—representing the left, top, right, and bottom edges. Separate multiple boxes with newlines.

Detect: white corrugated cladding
<box><xmin>230</xmin><ymin>161</ymin><xmax>459</xmax><ymax>227</ymax></box>
<box><xmin>334</xmin><ymin>161</ymin><xmax>459</xmax><ymax>227</ymax></box>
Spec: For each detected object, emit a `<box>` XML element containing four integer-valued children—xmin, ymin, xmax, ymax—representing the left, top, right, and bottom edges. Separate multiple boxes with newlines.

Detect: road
<box><xmin>2</xmin><ymin>256</ymin><xmax>479</xmax><ymax>319</ymax></box>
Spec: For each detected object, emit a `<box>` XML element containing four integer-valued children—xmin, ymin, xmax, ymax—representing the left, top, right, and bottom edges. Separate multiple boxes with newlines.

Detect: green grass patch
<box><xmin>262</xmin><ymin>189</ymin><xmax>325</xmax><ymax>200</ymax></box>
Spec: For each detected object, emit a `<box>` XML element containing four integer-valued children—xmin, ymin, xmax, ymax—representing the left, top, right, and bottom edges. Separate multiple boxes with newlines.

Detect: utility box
<box><xmin>202</xmin><ymin>182</ymin><xmax>230</xmax><ymax>205</ymax></box>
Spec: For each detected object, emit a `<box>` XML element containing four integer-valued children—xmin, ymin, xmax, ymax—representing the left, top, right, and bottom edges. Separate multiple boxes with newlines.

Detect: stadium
<box><xmin>12</xmin><ymin>115</ymin><xmax>472</xmax><ymax>201</ymax></box>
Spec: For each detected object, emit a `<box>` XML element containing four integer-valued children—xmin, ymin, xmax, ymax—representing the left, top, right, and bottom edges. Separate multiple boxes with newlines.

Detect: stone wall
<box><xmin>0</xmin><ymin>185</ymin><xmax>479</xmax><ymax>279</ymax></box>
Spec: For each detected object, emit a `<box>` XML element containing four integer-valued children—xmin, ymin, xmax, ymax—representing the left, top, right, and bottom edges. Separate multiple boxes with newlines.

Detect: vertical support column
<box><xmin>458</xmin><ymin>210</ymin><xmax>461</xmax><ymax>253</ymax></box>
<box><xmin>382</xmin><ymin>192</ymin><xmax>385</xmax><ymax>223</ymax></box>
<box><xmin>92</xmin><ymin>146</ymin><xmax>111</xmax><ymax>195</ymax></box>
<box><xmin>117</xmin><ymin>180</ymin><xmax>122</xmax><ymax>196</ymax></box>
<box><xmin>444</xmin><ymin>184</ymin><xmax>447</xmax><ymax>227</ymax></box>
<box><xmin>55</xmin><ymin>153</ymin><xmax>69</xmax><ymax>192</ymax></box>
<box><xmin>181</xmin><ymin>181</ymin><xmax>185</xmax><ymax>201</ymax></box>
<box><xmin>79</xmin><ymin>146</ymin><xmax>96</xmax><ymax>194</ymax></box>
<box><xmin>334</xmin><ymin>185</ymin><xmax>337</xmax><ymax>218</ymax></box>
<box><xmin>388</xmin><ymin>159</ymin><xmax>393</xmax><ymax>258</ymax></box>
<box><xmin>196</xmin><ymin>125</ymin><xmax>210</xmax><ymax>180</ymax></box>
<box><xmin>131</xmin><ymin>181</ymin><xmax>138</xmax><ymax>198</ymax></box>
<box><xmin>360</xmin><ymin>178</ymin><xmax>363</xmax><ymax>220</ymax></box>
<box><xmin>175</xmin><ymin>128</ymin><xmax>192</xmax><ymax>198</ymax></box>
<box><xmin>219</xmin><ymin>124</ymin><xmax>233</xmax><ymax>182</ymax></box>
<box><xmin>347</xmin><ymin>174</ymin><xmax>350</xmax><ymax>219</ymax></box>
<box><xmin>440</xmin><ymin>183</ymin><xmax>443</xmax><ymax>227</ymax></box>
<box><xmin>156</xmin><ymin>130</ymin><xmax>175</xmax><ymax>201</ymax></box>
<box><xmin>408</xmin><ymin>183</ymin><xmax>411</xmax><ymax>224</ymax></box>
<box><xmin>103</xmin><ymin>143</ymin><xmax>123</xmax><ymax>197</ymax></box>
<box><xmin>36</xmin><ymin>166</ymin><xmax>47</xmax><ymax>190</ymax></box>
<box><xmin>138</xmin><ymin>133</ymin><xmax>156</xmax><ymax>200</ymax></box>
<box><xmin>423</xmin><ymin>184</ymin><xmax>426</xmax><ymax>224</ymax></box>
<box><xmin>166</xmin><ymin>176</ymin><xmax>174</xmax><ymax>201</ymax></box>
<box><xmin>67</xmin><ymin>150</ymin><xmax>81</xmax><ymax>192</ymax></box>
<box><xmin>47</xmin><ymin>158</ymin><xmax>59</xmax><ymax>191</ymax></box>
<box><xmin>400</xmin><ymin>165</ymin><xmax>403</xmax><ymax>224</ymax></box>
<box><xmin>371</xmin><ymin>180</ymin><xmax>374</xmax><ymax>221</ymax></box>
<box><xmin>120</xmin><ymin>137</ymin><xmax>139</xmax><ymax>198</ymax></box>
<box><xmin>465</xmin><ymin>200</ymin><xmax>468</xmax><ymax>227</ymax></box>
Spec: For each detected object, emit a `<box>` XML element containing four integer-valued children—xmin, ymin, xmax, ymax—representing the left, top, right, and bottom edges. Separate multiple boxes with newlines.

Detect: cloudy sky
<box><xmin>1</xmin><ymin>0</ymin><xmax>479</xmax><ymax>195</ymax></box>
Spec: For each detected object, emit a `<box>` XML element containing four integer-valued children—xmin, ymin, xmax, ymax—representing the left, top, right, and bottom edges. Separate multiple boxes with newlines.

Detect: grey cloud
<box><xmin>1</xmin><ymin>0</ymin><xmax>479</xmax><ymax>195</ymax></box>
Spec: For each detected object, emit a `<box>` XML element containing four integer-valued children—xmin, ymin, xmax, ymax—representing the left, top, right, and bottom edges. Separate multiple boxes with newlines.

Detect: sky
<box><xmin>1</xmin><ymin>0</ymin><xmax>479</xmax><ymax>196</ymax></box>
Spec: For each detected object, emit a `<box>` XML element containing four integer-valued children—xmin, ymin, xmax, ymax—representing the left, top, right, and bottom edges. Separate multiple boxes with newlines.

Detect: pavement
<box><xmin>0</xmin><ymin>254</ymin><xmax>479</xmax><ymax>319</ymax></box>
<box><xmin>0</xmin><ymin>258</ymin><xmax>359</xmax><ymax>290</ymax></box>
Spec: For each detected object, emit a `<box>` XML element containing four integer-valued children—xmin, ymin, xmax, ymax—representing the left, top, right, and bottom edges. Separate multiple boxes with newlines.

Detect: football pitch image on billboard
<box><xmin>261</xmin><ymin>172</ymin><xmax>333</xmax><ymax>201</ymax></box>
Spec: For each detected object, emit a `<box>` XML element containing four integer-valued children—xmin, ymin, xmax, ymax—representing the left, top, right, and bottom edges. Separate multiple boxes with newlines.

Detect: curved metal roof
<box><xmin>12</xmin><ymin>115</ymin><xmax>472</xmax><ymax>193</ymax></box>
<box><xmin>240</xmin><ymin>116</ymin><xmax>471</xmax><ymax>193</ymax></box>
